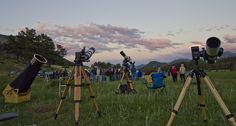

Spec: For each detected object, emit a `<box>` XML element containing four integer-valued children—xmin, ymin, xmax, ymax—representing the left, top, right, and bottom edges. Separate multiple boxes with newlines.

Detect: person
<box><xmin>171</xmin><ymin>66</ymin><xmax>177</xmax><ymax>82</ymax></box>
<box><xmin>179</xmin><ymin>64</ymin><xmax>186</xmax><ymax>82</ymax></box>
<box><xmin>157</xmin><ymin>67</ymin><xmax>166</xmax><ymax>78</ymax></box>
<box><xmin>130</xmin><ymin>63</ymin><xmax>136</xmax><ymax>80</ymax></box>
<box><xmin>96</xmin><ymin>67</ymin><xmax>101</xmax><ymax>83</ymax></box>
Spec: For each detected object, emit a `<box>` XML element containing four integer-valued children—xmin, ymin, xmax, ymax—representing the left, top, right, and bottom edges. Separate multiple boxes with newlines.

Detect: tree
<box><xmin>3</xmin><ymin>27</ymin><xmax>69</xmax><ymax>65</ymax></box>
<box><xmin>3</xmin><ymin>35</ymin><xmax>22</xmax><ymax>60</ymax></box>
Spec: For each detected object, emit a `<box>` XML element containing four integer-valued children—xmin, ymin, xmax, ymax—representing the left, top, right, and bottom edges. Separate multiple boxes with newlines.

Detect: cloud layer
<box><xmin>35</xmin><ymin>23</ymin><xmax>236</xmax><ymax>64</ymax></box>
<box><xmin>37</xmin><ymin>23</ymin><xmax>174</xmax><ymax>54</ymax></box>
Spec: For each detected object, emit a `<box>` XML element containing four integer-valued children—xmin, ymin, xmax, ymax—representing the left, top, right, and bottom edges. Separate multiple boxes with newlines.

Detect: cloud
<box><xmin>223</xmin><ymin>34</ymin><xmax>236</xmax><ymax>43</ymax></box>
<box><xmin>166</xmin><ymin>28</ymin><xmax>185</xmax><ymax>36</ymax></box>
<box><xmin>190</xmin><ymin>41</ymin><xmax>204</xmax><ymax>46</ymax></box>
<box><xmin>223</xmin><ymin>44</ymin><xmax>236</xmax><ymax>53</ymax></box>
<box><xmin>36</xmin><ymin>23</ymin><xmax>174</xmax><ymax>54</ymax></box>
<box><xmin>199</xmin><ymin>25</ymin><xmax>231</xmax><ymax>32</ymax></box>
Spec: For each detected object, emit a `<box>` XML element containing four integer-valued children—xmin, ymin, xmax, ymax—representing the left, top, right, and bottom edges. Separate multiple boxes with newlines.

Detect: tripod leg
<box><xmin>196</xmin><ymin>77</ymin><xmax>207</xmax><ymax>122</ymax></box>
<box><xmin>126</xmin><ymin>70</ymin><xmax>136</xmax><ymax>93</ymax></box>
<box><xmin>126</xmin><ymin>74</ymin><xmax>133</xmax><ymax>90</ymax></box>
<box><xmin>81</xmin><ymin>68</ymin><xmax>101</xmax><ymax>117</ymax></box>
<box><xmin>166</xmin><ymin>76</ymin><xmax>193</xmax><ymax>126</ymax></box>
<box><xmin>117</xmin><ymin>72</ymin><xmax>125</xmax><ymax>91</ymax></box>
<box><xmin>74</xmin><ymin>66</ymin><xmax>82</xmax><ymax>125</ymax></box>
<box><xmin>198</xmin><ymin>94</ymin><xmax>207</xmax><ymax>121</ymax></box>
<box><xmin>203</xmin><ymin>76</ymin><xmax>236</xmax><ymax>126</ymax></box>
<box><xmin>54</xmin><ymin>68</ymin><xmax>75</xmax><ymax>119</ymax></box>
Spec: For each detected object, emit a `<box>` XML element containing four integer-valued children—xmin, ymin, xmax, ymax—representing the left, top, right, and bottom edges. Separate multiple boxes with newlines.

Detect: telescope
<box><xmin>191</xmin><ymin>37</ymin><xmax>224</xmax><ymax>64</ymax></box>
<box><xmin>75</xmin><ymin>47</ymin><xmax>95</xmax><ymax>64</ymax></box>
<box><xmin>120</xmin><ymin>51</ymin><xmax>135</xmax><ymax>68</ymax></box>
<box><xmin>2</xmin><ymin>54</ymin><xmax>47</xmax><ymax>103</ymax></box>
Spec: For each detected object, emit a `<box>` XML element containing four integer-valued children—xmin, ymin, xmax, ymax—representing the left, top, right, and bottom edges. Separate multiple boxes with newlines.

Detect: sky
<box><xmin>1</xmin><ymin>0</ymin><xmax>236</xmax><ymax>65</ymax></box>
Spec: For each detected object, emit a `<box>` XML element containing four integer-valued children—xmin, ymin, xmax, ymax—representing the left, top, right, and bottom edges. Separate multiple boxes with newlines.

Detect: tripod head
<box><xmin>74</xmin><ymin>47</ymin><xmax>95</xmax><ymax>65</ymax></box>
<box><xmin>120</xmin><ymin>51</ymin><xmax>135</xmax><ymax>70</ymax></box>
<box><xmin>191</xmin><ymin>37</ymin><xmax>224</xmax><ymax>64</ymax></box>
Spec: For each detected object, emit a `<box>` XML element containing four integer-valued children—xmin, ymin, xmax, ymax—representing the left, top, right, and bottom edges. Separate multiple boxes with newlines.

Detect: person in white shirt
<box><xmin>179</xmin><ymin>64</ymin><xmax>186</xmax><ymax>82</ymax></box>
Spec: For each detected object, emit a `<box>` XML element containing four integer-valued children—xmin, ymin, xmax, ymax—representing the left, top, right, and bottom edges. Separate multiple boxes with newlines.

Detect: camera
<box><xmin>75</xmin><ymin>47</ymin><xmax>95</xmax><ymax>63</ymax></box>
<box><xmin>191</xmin><ymin>37</ymin><xmax>224</xmax><ymax>64</ymax></box>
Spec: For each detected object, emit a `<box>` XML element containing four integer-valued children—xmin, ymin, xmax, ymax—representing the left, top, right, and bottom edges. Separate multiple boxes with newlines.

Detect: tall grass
<box><xmin>0</xmin><ymin>71</ymin><xmax>236</xmax><ymax>126</ymax></box>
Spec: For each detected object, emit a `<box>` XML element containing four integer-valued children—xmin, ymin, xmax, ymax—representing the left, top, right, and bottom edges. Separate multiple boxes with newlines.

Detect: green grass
<box><xmin>0</xmin><ymin>71</ymin><xmax>236</xmax><ymax>126</ymax></box>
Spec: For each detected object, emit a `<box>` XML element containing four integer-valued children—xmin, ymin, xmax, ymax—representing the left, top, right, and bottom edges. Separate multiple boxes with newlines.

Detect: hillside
<box><xmin>221</xmin><ymin>51</ymin><xmax>236</xmax><ymax>58</ymax></box>
<box><xmin>140</xmin><ymin>56</ymin><xmax>236</xmax><ymax>72</ymax></box>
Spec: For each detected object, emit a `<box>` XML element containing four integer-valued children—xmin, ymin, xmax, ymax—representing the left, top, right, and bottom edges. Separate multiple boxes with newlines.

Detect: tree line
<box><xmin>141</xmin><ymin>57</ymin><xmax>236</xmax><ymax>73</ymax></box>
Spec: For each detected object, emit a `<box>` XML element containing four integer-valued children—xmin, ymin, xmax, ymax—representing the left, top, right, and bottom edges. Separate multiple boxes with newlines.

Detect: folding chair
<box><xmin>146</xmin><ymin>72</ymin><xmax>166</xmax><ymax>95</ymax></box>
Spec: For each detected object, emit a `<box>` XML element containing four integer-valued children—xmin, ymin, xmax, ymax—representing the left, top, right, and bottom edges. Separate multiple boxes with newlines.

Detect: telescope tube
<box><xmin>120</xmin><ymin>51</ymin><xmax>126</xmax><ymax>58</ymax></box>
<box><xmin>9</xmin><ymin>54</ymin><xmax>47</xmax><ymax>93</ymax></box>
<box><xmin>82</xmin><ymin>47</ymin><xmax>95</xmax><ymax>61</ymax></box>
<box><xmin>206</xmin><ymin>37</ymin><xmax>221</xmax><ymax>57</ymax></box>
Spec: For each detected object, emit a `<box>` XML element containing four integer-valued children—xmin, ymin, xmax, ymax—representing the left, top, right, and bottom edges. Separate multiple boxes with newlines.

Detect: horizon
<box><xmin>1</xmin><ymin>0</ymin><xmax>236</xmax><ymax>65</ymax></box>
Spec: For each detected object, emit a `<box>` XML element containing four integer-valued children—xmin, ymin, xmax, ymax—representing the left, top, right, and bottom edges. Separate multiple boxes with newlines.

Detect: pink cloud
<box><xmin>190</xmin><ymin>41</ymin><xmax>204</xmax><ymax>46</ymax></box>
<box><xmin>36</xmin><ymin>23</ymin><xmax>174</xmax><ymax>53</ymax></box>
<box><xmin>223</xmin><ymin>34</ymin><xmax>236</xmax><ymax>43</ymax></box>
<box><xmin>222</xmin><ymin>43</ymin><xmax>236</xmax><ymax>53</ymax></box>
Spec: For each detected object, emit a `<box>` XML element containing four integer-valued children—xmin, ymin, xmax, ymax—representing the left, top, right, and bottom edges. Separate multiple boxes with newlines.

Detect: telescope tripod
<box><xmin>116</xmin><ymin>68</ymin><xmax>136</xmax><ymax>93</ymax></box>
<box><xmin>54</xmin><ymin>64</ymin><xmax>101</xmax><ymax>126</ymax></box>
<box><xmin>167</xmin><ymin>67</ymin><xmax>236</xmax><ymax>126</ymax></box>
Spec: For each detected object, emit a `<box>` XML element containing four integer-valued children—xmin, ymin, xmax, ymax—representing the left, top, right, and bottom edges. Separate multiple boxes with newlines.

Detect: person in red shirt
<box><xmin>171</xmin><ymin>66</ymin><xmax>178</xmax><ymax>82</ymax></box>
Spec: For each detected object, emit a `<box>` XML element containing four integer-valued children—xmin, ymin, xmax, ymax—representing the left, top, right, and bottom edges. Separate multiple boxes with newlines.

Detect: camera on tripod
<box><xmin>120</xmin><ymin>51</ymin><xmax>135</xmax><ymax>68</ymax></box>
<box><xmin>191</xmin><ymin>37</ymin><xmax>224</xmax><ymax>64</ymax></box>
<box><xmin>74</xmin><ymin>47</ymin><xmax>95</xmax><ymax>64</ymax></box>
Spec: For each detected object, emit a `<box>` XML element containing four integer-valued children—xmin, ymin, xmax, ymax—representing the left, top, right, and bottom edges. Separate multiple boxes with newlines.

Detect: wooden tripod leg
<box><xmin>198</xmin><ymin>94</ymin><xmax>207</xmax><ymax>121</ymax></box>
<box><xmin>126</xmin><ymin>74</ymin><xmax>134</xmax><ymax>90</ymax></box>
<box><xmin>197</xmin><ymin>78</ymin><xmax>207</xmax><ymax>122</ymax></box>
<box><xmin>54</xmin><ymin>68</ymin><xmax>75</xmax><ymax>119</ymax></box>
<box><xmin>81</xmin><ymin>68</ymin><xmax>101</xmax><ymax>117</ymax></box>
<box><xmin>117</xmin><ymin>72</ymin><xmax>125</xmax><ymax>91</ymax></box>
<box><xmin>203</xmin><ymin>76</ymin><xmax>236</xmax><ymax>126</ymax></box>
<box><xmin>166</xmin><ymin>76</ymin><xmax>193</xmax><ymax>126</ymax></box>
<box><xmin>74</xmin><ymin>66</ymin><xmax>82</xmax><ymax>126</ymax></box>
<box><xmin>126</xmin><ymin>70</ymin><xmax>136</xmax><ymax>93</ymax></box>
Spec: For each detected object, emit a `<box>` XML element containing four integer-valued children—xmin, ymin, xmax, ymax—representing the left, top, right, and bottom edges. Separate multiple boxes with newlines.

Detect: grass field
<box><xmin>0</xmin><ymin>71</ymin><xmax>236</xmax><ymax>126</ymax></box>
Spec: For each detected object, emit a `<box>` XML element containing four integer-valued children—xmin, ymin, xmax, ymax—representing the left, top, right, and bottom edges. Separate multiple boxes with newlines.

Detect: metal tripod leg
<box><xmin>74</xmin><ymin>66</ymin><xmax>82</xmax><ymax>126</ymax></box>
<box><xmin>54</xmin><ymin>68</ymin><xmax>75</xmax><ymax>119</ymax></box>
<box><xmin>166</xmin><ymin>76</ymin><xmax>193</xmax><ymax>126</ymax></box>
<box><xmin>203</xmin><ymin>76</ymin><xmax>236</xmax><ymax>126</ymax></box>
<box><xmin>81</xmin><ymin>68</ymin><xmax>101</xmax><ymax>117</ymax></box>
<box><xmin>196</xmin><ymin>76</ymin><xmax>207</xmax><ymax>122</ymax></box>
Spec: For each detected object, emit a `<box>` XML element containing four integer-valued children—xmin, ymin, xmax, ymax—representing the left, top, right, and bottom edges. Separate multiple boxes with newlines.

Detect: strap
<box><xmin>90</xmin><ymin>96</ymin><xmax>95</xmax><ymax>98</ymax></box>
<box><xmin>74</xmin><ymin>100</ymin><xmax>81</xmax><ymax>103</ymax></box>
<box><xmin>172</xmin><ymin>109</ymin><xmax>178</xmax><ymax>114</ymax></box>
<box><xmin>226</xmin><ymin>114</ymin><xmax>234</xmax><ymax>119</ymax></box>
<box><xmin>74</xmin><ymin>85</ymin><xmax>82</xmax><ymax>87</ymax></box>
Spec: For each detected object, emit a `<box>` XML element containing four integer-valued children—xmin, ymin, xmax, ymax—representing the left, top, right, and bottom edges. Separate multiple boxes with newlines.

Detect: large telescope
<box><xmin>2</xmin><ymin>54</ymin><xmax>47</xmax><ymax>103</ymax></box>
<box><xmin>75</xmin><ymin>47</ymin><xmax>95</xmax><ymax>64</ymax></box>
<box><xmin>191</xmin><ymin>37</ymin><xmax>223</xmax><ymax>64</ymax></box>
<box><xmin>204</xmin><ymin>37</ymin><xmax>224</xmax><ymax>64</ymax></box>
